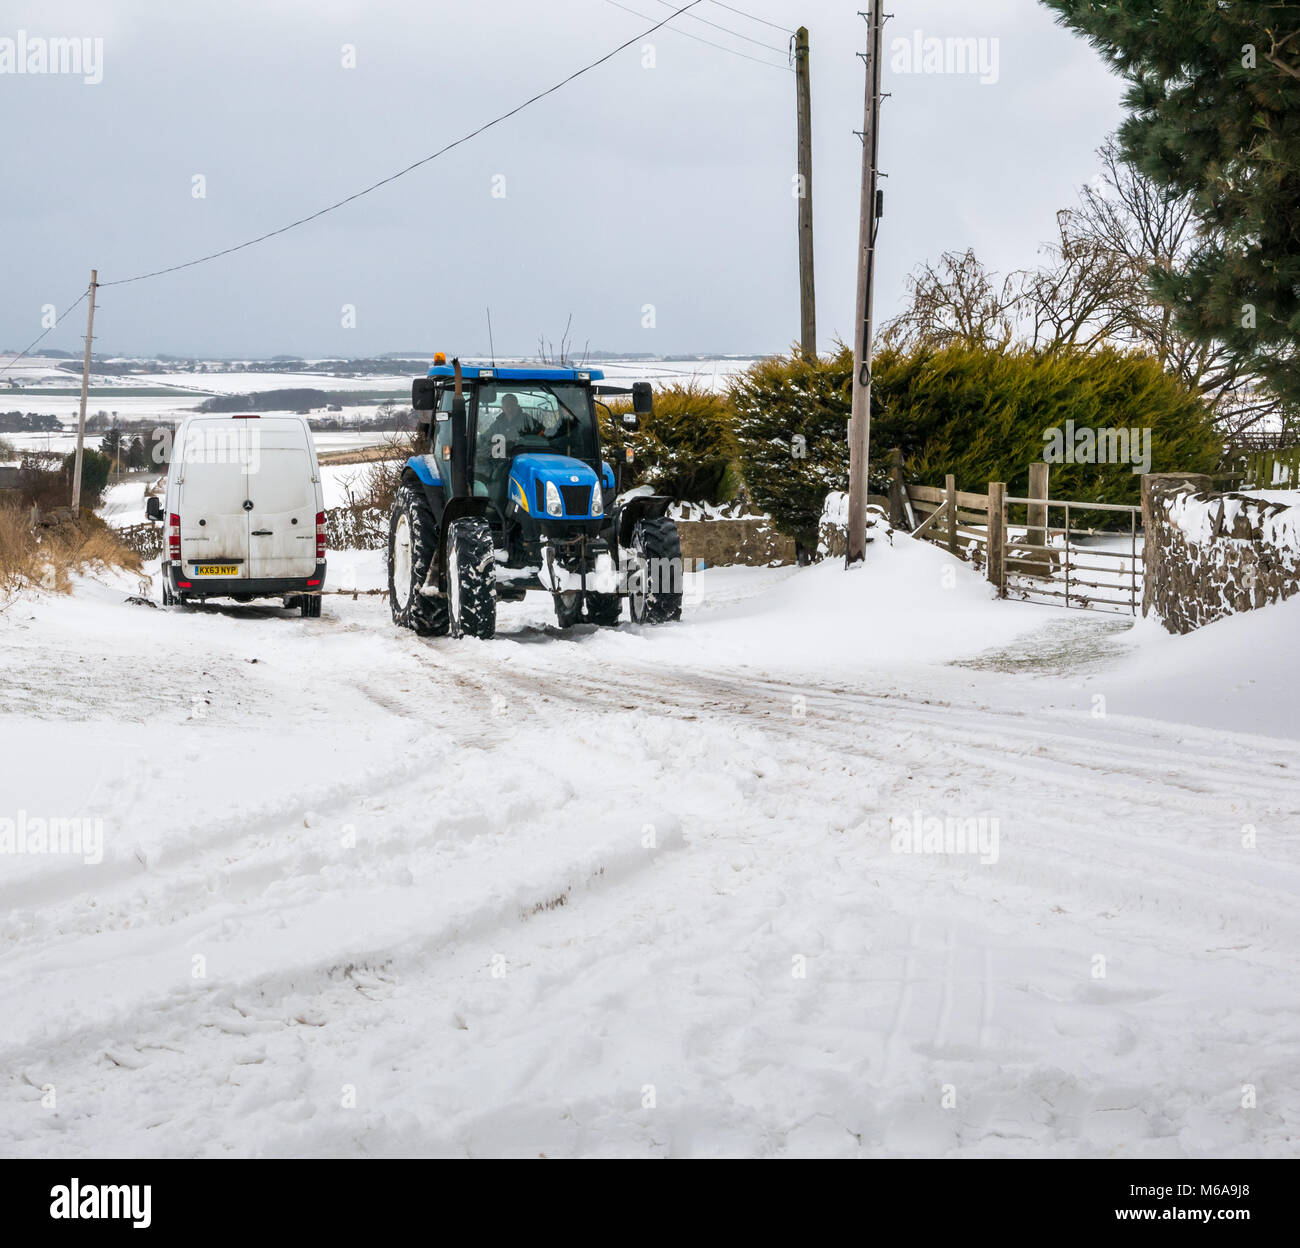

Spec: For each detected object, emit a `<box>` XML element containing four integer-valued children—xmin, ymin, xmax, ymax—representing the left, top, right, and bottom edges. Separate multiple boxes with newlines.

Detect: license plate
<box><xmin>193</xmin><ymin>565</ymin><xmax>239</xmax><ymax>576</ymax></box>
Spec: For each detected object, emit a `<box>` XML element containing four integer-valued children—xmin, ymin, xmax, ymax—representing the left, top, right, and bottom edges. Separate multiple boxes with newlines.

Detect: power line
<box><xmin>0</xmin><ymin>288</ymin><xmax>90</xmax><ymax>378</ymax></box>
<box><xmin>645</xmin><ymin>0</ymin><xmax>790</xmax><ymax>54</ymax></box>
<box><xmin>98</xmin><ymin>2</ymin><xmax>707</xmax><ymax>290</ymax></box>
<box><xmin>703</xmin><ymin>1</ymin><xmax>795</xmax><ymax>35</ymax></box>
<box><xmin>601</xmin><ymin>0</ymin><xmax>791</xmax><ymax>70</ymax></box>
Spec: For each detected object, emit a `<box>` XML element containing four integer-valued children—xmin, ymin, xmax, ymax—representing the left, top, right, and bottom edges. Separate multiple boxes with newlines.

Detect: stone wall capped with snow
<box><xmin>817</xmin><ymin>492</ymin><xmax>891</xmax><ymax>560</ymax></box>
<box><xmin>1142</xmin><ymin>475</ymin><xmax>1300</xmax><ymax>634</ymax></box>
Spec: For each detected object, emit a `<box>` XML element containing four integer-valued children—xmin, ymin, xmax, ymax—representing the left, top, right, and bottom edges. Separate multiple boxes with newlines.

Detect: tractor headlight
<box><xmin>545</xmin><ymin>479</ymin><xmax>563</xmax><ymax>517</ymax></box>
<box><xmin>590</xmin><ymin>482</ymin><xmax>603</xmax><ymax>516</ymax></box>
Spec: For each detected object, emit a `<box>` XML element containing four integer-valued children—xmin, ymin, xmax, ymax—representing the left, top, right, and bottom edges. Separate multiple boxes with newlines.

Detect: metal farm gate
<box><xmin>905</xmin><ymin>472</ymin><xmax>1145</xmax><ymax>617</ymax></box>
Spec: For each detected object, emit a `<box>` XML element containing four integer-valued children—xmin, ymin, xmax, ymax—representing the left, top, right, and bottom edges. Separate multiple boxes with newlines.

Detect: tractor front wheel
<box><xmin>627</xmin><ymin>517</ymin><xmax>683</xmax><ymax>625</ymax></box>
<box><xmin>446</xmin><ymin>517</ymin><xmax>496</xmax><ymax>640</ymax></box>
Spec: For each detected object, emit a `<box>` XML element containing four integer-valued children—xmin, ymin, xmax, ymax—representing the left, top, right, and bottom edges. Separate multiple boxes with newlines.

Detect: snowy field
<box><xmin>1</xmin><ymin>537</ymin><xmax>1296</xmax><ymax>1158</ymax></box>
<box><xmin>1</xmin><ymin>429</ymin><xmax>406</xmax><ymax>463</ymax></box>
<box><xmin>0</xmin><ymin>356</ymin><xmax>759</xmax><ymax>468</ymax></box>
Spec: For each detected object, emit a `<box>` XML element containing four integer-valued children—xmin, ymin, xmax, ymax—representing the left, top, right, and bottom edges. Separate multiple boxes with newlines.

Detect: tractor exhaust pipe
<box><xmin>450</xmin><ymin>357</ymin><xmax>469</xmax><ymax>499</ymax></box>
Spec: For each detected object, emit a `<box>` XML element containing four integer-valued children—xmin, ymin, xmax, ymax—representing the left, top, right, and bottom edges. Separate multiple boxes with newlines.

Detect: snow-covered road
<box><xmin>0</xmin><ymin>542</ymin><xmax>1296</xmax><ymax>1157</ymax></box>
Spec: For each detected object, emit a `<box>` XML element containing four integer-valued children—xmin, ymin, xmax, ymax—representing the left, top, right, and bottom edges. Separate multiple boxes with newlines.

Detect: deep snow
<box><xmin>0</xmin><ymin>537</ymin><xmax>1296</xmax><ymax>1158</ymax></box>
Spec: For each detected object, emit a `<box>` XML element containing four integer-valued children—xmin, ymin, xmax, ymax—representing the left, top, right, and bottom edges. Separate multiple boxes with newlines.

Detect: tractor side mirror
<box><xmin>632</xmin><ymin>382</ymin><xmax>653</xmax><ymax>416</ymax></box>
<box><xmin>412</xmin><ymin>378</ymin><xmax>439</xmax><ymax>411</ymax></box>
<box><xmin>145</xmin><ymin>496</ymin><xmax>163</xmax><ymax>522</ymax></box>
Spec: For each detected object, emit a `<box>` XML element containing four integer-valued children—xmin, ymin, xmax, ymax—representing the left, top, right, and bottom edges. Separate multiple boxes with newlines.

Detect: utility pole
<box><xmin>846</xmin><ymin>4</ymin><xmax>885</xmax><ymax>567</ymax></box>
<box><xmin>794</xmin><ymin>25</ymin><xmax>816</xmax><ymax>358</ymax></box>
<box><xmin>70</xmin><ymin>269</ymin><xmax>98</xmax><ymax>519</ymax></box>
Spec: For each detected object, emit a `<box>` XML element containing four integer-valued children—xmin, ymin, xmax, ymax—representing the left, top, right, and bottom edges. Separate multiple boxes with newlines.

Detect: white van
<box><xmin>147</xmin><ymin>414</ymin><xmax>327</xmax><ymax>615</ymax></box>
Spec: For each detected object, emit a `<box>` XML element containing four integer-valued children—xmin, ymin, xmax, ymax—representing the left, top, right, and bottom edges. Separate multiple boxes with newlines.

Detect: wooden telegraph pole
<box><xmin>794</xmin><ymin>26</ymin><xmax>816</xmax><ymax>358</ymax></box>
<box><xmin>846</xmin><ymin>5</ymin><xmax>885</xmax><ymax>566</ymax></box>
<box><xmin>70</xmin><ymin>269</ymin><xmax>99</xmax><ymax>518</ymax></box>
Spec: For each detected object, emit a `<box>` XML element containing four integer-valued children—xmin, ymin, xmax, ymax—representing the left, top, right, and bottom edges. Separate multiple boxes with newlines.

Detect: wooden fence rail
<box><xmin>116</xmin><ymin>522</ymin><xmax>162</xmax><ymax>561</ymax></box>
<box><xmin>1230</xmin><ymin>446</ymin><xmax>1300</xmax><ymax>491</ymax></box>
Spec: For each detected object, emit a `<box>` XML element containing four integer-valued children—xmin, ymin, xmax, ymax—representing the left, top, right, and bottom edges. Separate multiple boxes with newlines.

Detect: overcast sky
<box><xmin>1</xmin><ymin>0</ymin><xmax>1126</xmax><ymax>360</ymax></box>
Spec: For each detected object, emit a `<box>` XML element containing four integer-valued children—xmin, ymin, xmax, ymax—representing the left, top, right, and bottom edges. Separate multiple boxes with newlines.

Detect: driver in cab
<box><xmin>477</xmin><ymin>393</ymin><xmax>546</xmax><ymax>499</ymax></box>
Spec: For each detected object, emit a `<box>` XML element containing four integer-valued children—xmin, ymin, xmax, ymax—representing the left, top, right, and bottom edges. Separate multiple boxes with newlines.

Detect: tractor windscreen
<box><xmin>474</xmin><ymin>382</ymin><xmax>598</xmax><ymax>468</ymax></box>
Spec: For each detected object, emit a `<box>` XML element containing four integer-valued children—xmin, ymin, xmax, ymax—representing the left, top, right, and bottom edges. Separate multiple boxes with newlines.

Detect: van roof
<box><xmin>180</xmin><ymin>413</ymin><xmax>311</xmax><ymax>426</ymax></box>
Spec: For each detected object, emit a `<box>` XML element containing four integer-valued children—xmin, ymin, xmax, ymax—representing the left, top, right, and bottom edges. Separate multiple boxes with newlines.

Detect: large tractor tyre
<box><xmin>628</xmin><ymin>516</ymin><xmax>684</xmax><ymax>625</ymax></box>
<box><xmin>585</xmin><ymin>592</ymin><xmax>622</xmax><ymax>626</ymax></box>
<box><xmin>389</xmin><ymin>486</ymin><xmax>449</xmax><ymax>636</ymax></box>
<box><xmin>553</xmin><ymin>591</ymin><xmax>582</xmax><ymax>629</ymax></box>
<box><xmin>446</xmin><ymin>517</ymin><xmax>497</xmax><ymax>640</ymax></box>
<box><xmin>300</xmin><ymin>592</ymin><xmax>322</xmax><ymax>619</ymax></box>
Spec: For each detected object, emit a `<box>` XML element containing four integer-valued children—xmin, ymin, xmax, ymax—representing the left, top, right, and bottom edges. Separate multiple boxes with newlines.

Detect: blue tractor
<box><xmin>388</xmin><ymin>356</ymin><xmax>683</xmax><ymax>638</ymax></box>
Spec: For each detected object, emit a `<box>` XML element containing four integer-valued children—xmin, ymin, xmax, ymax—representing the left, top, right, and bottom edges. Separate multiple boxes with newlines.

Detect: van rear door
<box><xmin>245</xmin><ymin>423</ymin><xmax>318</xmax><ymax>580</ymax></box>
<box><xmin>177</xmin><ymin>429</ymin><xmax>249</xmax><ymax>579</ymax></box>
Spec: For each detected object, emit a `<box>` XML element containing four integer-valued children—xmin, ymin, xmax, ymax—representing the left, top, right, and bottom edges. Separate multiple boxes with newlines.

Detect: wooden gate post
<box><xmin>987</xmin><ymin>481</ymin><xmax>1006</xmax><ymax>597</ymax></box>
<box><xmin>945</xmin><ymin>473</ymin><xmax>958</xmax><ymax>554</ymax></box>
<box><xmin>1026</xmin><ymin>460</ymin><xmax>1049</xmax><ymax>575</ymax></box>
<box><xmin>888</xmin><ymin>447</ymin><xmax>912</xmax><ymax>529</ymax></box>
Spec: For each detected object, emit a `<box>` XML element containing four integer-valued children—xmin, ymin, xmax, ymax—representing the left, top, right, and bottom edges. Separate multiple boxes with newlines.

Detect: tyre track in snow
<box><xmin>446</xmin><ymin>653</ymin><xmax>1300</xmax><ymax>950</ymax></box>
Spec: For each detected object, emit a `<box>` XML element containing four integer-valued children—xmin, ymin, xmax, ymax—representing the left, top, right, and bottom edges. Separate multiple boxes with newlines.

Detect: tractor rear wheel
<box><xmin>447</xmin><ymin>517</ymin><xmax>496</xmax><ymax>639</ymax></box>
<box><xmin>628</xmin><ymin>517</ymin><xmax>683</xmax><ymax>624</ymax></box>
<box><xmin>389</xmin><ymin>486</ymin><xmax>449</xmax><ymax>636</ymax></box>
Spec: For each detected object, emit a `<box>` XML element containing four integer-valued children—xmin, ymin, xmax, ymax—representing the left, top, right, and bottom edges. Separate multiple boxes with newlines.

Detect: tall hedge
<box><xmin>871</xmin><ymin>345</ymin><xmax>1221</xmax><ymax>500</ymax></box>
<box><xmin>731</xmin><ymin>344</ymin><xmax>1220</xmax><ymax>548</ymax></box>
<box><xmin>599</xmin><ymin>383</ymin><xmax>737</xmax><ymax>504</ymax></box>
<box><xmin>729</xmin><ymin>346</ymin><xmax>857</xmax><ymax>550</ymax></box>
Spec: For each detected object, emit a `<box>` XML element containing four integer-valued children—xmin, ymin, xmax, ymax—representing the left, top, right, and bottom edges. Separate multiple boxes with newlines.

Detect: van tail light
<box><xmin>168</xmin><ymin>513</ymin><xmax>181</xmax><ymax>560</ymax></box>
<box><xmin>315</xmin><ymin>511</ymin><xmax>326</xmax><ymax>560</ymax></box>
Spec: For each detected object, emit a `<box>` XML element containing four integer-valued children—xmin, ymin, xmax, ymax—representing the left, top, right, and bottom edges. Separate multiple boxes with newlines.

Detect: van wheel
<box><xmin>389</xmin><ymin>486</ymin><xmax>448</xmax><ymax>636</ymax></box>
<box><xmin>447</xmin><ymin>517</ymin><xmax>496</xmax><ymax>639</ymax></box>
<box><xmin>162</xmin><ymin>580</ymin><xmax>174</xmax><ymax>607</ymax></box>
<box><xmin>300</xmin><ymin>593</ymin><xmax>322</xmax><ymax>619</ymax></box>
